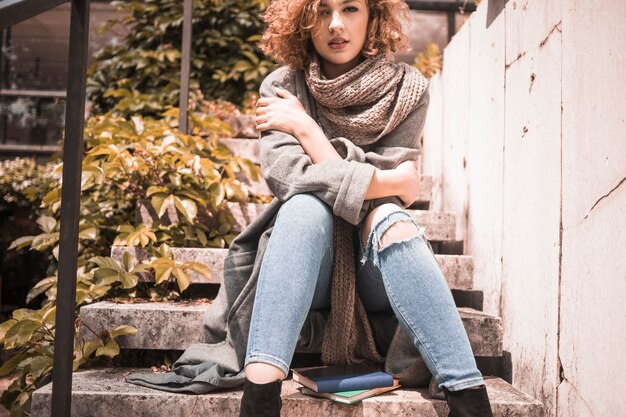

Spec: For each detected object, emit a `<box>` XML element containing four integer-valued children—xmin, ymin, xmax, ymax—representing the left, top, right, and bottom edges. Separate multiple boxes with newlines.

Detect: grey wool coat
<box><xmin>125</xmin><ymin>64</ymin><xmax>433</xmax><ymax>393</ymax></box>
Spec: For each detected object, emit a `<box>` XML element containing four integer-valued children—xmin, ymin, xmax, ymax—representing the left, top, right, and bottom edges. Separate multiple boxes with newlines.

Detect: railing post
<box><xmin>446</xmin><ymin>10</ymin><xmax>456</xmax><ymax>42</ymax></box>
<box><xmin>179</xmin><ymin>0</ymin><xmax>192</xmax><ymax>134</ymax></box>
<box><xmin>51</xmin><ymin>0</ymin><xmax>90</xmax><ymax>416</ymax></box>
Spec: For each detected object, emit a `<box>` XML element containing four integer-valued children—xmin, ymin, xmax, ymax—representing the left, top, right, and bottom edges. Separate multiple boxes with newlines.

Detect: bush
<box><xmin>87</xmin><ymin>0</ymin><xmax>276</xmax><ymax>117</ymax></box>
<box><xmin>0</xmin><ymin>113</ymin><xmax>266</xmax><ymax>415</ymax></box>
<box><xmin>413</xmin><ymin>42</ymin><xmax>443</xmax><ymax>79</ymax></box>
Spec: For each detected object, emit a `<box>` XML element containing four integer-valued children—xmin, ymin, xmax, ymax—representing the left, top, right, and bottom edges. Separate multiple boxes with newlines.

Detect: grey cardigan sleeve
<box><xmin>326</xmin><ymin>88</ymin><xmax>430</xmax><ymax>210</ymax></box>
<box><xmin>258</xmin><ymin>68</ymin><xmax>376</xmax><ymax>225</ymax></box>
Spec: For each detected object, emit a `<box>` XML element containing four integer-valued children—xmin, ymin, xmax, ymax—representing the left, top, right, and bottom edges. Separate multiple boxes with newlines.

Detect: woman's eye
<box><xmin>319</xmin><ymin>9</ymin><xmax>329</xmax><ymax>16</ymax></box>
<box><xmin>345</xmin><ymin>6</ymin><xmax>359</xmax><ymax>12</ymax></box>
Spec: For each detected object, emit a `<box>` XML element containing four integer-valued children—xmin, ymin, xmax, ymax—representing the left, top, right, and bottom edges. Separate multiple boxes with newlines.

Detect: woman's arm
<box><xmin>294</xmin><ymin>117</ymin><xmax>414</xmax><ymax>202</ymax></box>
<box><xmin>296</xmin><ymin>89</ymin><xmax>431</xmax><ymax>208</ymax></box>
<box><xmin>257</xmin><ymin>88</ymin><xmax>420</xmax><ymax>205</ymax></box>
<box><xmin>255</xmin><ymin>68</ymin><xmax>376</xmax><ymax>225</ymax></box>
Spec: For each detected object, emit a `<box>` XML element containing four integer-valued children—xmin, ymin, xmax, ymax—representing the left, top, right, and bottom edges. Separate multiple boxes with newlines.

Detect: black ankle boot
<box><xmin>442</xmin><ymin>384</ymin><xmax>493</xmax><ymax>417</ymax></box>
<box><xmin>238</xmin><ymin>378</ymin><xmax>283</xmax><ymax>417</ymax></box>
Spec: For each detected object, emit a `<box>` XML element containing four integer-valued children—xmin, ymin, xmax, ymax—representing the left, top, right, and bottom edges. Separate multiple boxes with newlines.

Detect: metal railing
<box><xmin>0</xmin><ymin>0</ymin><xmax>192</xmax><ymax>414</ymax></box>
<box><xmin>1</xmin><ymin>0</ymin><xmax>91</xmax><ymax>415</ymax></box>
<box><xmin>406</xmin><ymin>0</ymin><xmax>477</xmax><ymax>42</ymax></box>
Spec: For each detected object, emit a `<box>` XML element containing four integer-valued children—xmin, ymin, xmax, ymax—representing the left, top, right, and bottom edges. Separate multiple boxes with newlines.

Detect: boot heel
<box><xmin>442</xmin><ymin>384</ymin><xmax>493</xmax><ymax>417</ymax></box>
<box><xmin>239</xmin><ymin>378</ymin><xmax>283</xmax><ymax>417</ymax></box>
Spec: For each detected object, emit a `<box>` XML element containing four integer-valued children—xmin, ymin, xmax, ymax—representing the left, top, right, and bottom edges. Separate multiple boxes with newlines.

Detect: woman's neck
<box><xmin>321</xmin><ymin>54</ymin><xmax>365</xmax><ymax>79</ymax></box>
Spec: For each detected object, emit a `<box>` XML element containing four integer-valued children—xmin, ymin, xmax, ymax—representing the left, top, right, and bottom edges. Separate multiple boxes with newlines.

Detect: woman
<box><xmin>239</xmin><ymin>0</ymin><xmax>494</xmax><ymax>416</ymax></box>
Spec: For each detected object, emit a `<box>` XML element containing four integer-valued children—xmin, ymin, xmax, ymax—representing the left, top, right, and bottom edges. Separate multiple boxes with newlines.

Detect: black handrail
<box><xmin>0</xmin><ymin>0</ymin><xmax>68</xmax><ymax>29</ymax></box>
<box><xmin>405</xmin><ymin>0</ymin><xmax>477</xmax><ymax>12</ymax></box>
<box><xmin>50</xmin><ymin>0</ymin><xmax>90</xmax><ymax>415</ymax></box>
<box><xmin>405</xmin><ymin>0</ymin><xmax>477</xmax><ymax>42</ymax></box>
<box><xmin>178</xmin><ymin>0</ymin><xmax>193</xmax><ymax>134</ymax></box>
<box><xmin>1</xmin><ymin>1</ymin><xmax>89</xmax><ymax>416</ymax></box>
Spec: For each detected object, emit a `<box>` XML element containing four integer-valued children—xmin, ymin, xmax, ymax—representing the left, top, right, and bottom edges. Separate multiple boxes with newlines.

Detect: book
<box><xmin>291</xmin><ymin>364</ymin><xmax>395</xmax><ymax>393</ymax></box>
<box><xmin>299</xmin><ymin>379</ymin><xmax>401</xmax><ymax>404</ymax></box>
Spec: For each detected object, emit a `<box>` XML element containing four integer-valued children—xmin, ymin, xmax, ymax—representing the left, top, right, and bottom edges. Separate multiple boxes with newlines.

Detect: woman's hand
<box><xmin>394</xmin><ymin>160</ymin><xmax>422</xmax><ymax>207</ymax></box>
<box><xmin>255</xmin><ymin>87</ymin><xmax>313</xmax><ymax>139</ymax></box>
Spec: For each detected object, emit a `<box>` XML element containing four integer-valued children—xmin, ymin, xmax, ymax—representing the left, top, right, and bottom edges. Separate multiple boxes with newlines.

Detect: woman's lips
<box><xmin>329</xmin><ymin>40</ymin><xmax>349</xmax><ymax>50</ymax></box>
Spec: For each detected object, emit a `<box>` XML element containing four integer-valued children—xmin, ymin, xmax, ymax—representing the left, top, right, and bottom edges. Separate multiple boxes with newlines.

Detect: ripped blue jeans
<box><xmin>244</xmin><ymin>193</ymin><xmax>484</xmax><ymax>391</ymax></box>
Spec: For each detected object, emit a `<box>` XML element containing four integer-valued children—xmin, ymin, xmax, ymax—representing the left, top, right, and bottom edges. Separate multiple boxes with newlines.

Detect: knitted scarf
<box><xmin>304</xmin><ymin>52</ymin><xmax>428</xmax><ymax>145</ymax></box>
<box><xmin>304</xmin><ymin>52</ymin><xmax>428</xmax><ymax>369</ymax></box>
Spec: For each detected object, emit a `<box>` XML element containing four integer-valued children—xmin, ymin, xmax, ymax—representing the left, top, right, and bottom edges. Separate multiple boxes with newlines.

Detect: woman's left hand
<box><xmin>255</xmin><ymin>87</ymin><xmax>313</xmax><ymax>139</ymax></box>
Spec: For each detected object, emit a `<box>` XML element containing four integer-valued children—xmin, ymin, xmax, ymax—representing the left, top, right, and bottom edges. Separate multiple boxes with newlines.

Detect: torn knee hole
<box><xmin>378</xmin><ymin>220</ymin><xmax>421</xmax><ymax>251</ymax></box>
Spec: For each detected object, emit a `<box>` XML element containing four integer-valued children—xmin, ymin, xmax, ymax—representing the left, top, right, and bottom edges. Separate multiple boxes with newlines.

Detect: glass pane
<box><xmin>0</xmin><ymin>95</ymin><xmax>65</xmax><ymax>146</ymax></box>
<box><xmin>0</xmin><ymin>2</ymin><xmax>127</xmax><ymax>153</ymax></box>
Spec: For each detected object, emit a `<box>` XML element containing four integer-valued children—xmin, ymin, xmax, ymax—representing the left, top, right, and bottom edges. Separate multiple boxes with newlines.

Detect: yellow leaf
<box><xmin>172</xmin><ymin>267</ymin><xmax>190</xmax><ymax>292</ymax></box>
<box><xmin>111</xmin><ymin>325</ymin><xmax>138</xmax><ymax>338</ymax></box>
<box><xmin>96</xmin><ymin>339</ymin><xmax>120</xmax><ymax>358</ymax></box>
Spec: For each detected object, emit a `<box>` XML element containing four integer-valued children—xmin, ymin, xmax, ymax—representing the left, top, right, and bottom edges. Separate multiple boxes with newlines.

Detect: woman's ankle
<box><xmin>245</xmin><ymin>362</ymin><xmax>287</xmax><ymax>384</ymax></box>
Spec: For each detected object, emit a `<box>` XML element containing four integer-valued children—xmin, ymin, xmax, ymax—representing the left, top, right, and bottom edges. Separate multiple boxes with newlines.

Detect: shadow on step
<box><xmin>451</xmin><ymin>290</ymin><xmax>483</xmax><ymax>310</ymax></box>
<box><xmin>112</xmin><ymin>349</ymin><xmax>512</xmax><ymax>387</ymax></box>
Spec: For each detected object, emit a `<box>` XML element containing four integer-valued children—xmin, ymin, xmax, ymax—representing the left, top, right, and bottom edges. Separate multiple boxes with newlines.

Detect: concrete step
<box><xmin>219</xmin><ymin>137</ymin><xmax>260</xmax><ymax>162</ymax></box>
<box><xmin>110</xmin><ymin>247</ymin><xmax>475</xmax><ymax>291</ymax></box>
<box><xmin>219</xmin><ymin>137</ymin><xmax>434</xmax><ymax>205</ymax></box>
<box><xmin>229</xmin><ymin>203</ymin><xmax>453</xmax><ymax>239</ymax></box>
<box><xmin>137</xmin><ymin>201</ymin><xmax>454</xmax><ymax>240</ymax></box>
<box><xmin>31</xmin><ymin>368</ymin><xmax>544</xmax><ymax>417</ymax></box>
<box><xmin>78</xmin><ymin>302</ymin><xmax>502</xmax><ymax>357</ymax></box>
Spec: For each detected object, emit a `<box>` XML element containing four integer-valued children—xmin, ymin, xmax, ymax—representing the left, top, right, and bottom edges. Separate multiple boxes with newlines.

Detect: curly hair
<box><xmin>259</xmin><ymin>0</ymin><xmax>411</xmax><ymax>70</ymax></box>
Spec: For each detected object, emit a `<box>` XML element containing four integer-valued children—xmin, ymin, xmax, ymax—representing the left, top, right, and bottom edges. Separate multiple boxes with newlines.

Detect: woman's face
<box><xmin>310</xmin><ymin>0</ymin><xmax>370</xmax><ymax>79</ymax></box>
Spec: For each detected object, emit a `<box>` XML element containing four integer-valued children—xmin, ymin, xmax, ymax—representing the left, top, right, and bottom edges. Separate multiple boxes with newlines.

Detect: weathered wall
<box><xmin>559</xmin><ymin>1</ymin><xmax>626</xmax><ymax>415</ymax></box>
<box><xmin>421</xmin><ymin>1</ymin><xmax>626</xmax><ymax>416</ymax></box>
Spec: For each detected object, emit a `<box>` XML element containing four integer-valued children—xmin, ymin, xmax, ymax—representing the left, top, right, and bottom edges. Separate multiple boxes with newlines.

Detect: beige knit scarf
<box><xmin>304</xmin><ymin>52</ymin><xmax>428</xmax><ymax>369</ymax></box>
<box><xmin>304</xmin><ymin>52</ymin><xmax>428</xmax><ymax>145</ymax></box>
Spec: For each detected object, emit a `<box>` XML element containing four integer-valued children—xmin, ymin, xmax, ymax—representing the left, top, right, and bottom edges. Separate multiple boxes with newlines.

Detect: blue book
<box><xmin>299</xmin><ymin>380</ymin><xmax>401</xmax><ymax>404</ymax></box>
<box><xmin>291</xmin><ymin>364</ymin><xmax>394</xmax><ymax>393</ymax></box>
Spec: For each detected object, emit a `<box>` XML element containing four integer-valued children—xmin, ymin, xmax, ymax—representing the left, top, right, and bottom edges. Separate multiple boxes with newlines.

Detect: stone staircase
<box><xmin>30</xmin><ymin>138</ymin><xmax>544</xmax><ymax>416</ymax></box>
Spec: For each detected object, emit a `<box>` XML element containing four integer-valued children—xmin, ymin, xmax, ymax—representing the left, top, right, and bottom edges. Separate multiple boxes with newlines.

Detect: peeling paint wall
<box><xmin>421</xmin><ymin>1</ymin><xmax>626</xmax><ymax>416</ymax></box>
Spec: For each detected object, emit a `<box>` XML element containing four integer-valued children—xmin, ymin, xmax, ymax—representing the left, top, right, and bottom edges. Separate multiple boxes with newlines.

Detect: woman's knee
<box><xmin>361</xmin><ymin>203</ymin><xmax>421</xmax><ymax>251</ymax></box>
<box><xmin>278</xmin><ymin>193</ymin><xmax>333</xmax><ymax>235</ymax></box>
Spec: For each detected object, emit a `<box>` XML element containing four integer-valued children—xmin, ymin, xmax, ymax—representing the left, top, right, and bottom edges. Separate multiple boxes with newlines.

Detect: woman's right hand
<box><xmin>395</xmin><ymin>160</ymin><xmax>421</xmax><ymax>207</ymax></box>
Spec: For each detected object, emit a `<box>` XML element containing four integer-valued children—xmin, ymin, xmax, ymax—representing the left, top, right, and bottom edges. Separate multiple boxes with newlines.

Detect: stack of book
<box><xmin>291</xmin><ymin>364</ymin><xmax>401</xmax><ymax>405</ymax></box>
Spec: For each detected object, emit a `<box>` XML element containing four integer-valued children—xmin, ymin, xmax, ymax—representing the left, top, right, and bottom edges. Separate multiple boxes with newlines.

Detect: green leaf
<box><xmin>37</xmin><ymin>216</ymin><xmax>57</xmax><ymax>233</ymax></box>
<box><xmin>26</xmin><ymin>276</ymin><xmax>57</xmax><ymax>304</ymax></box>
<box><xmin>82</xmin><ymin>339</ymin><xmax>103</xmax><ymax>359</ymax></box>
<box><xmin>121</xmin><ymin>251</ymin><xmax>136</xmax><ymax>272</ymax></box>
<box><xmin>0</xmin><ymin>352</ymin><xmax>28</xmax><ymax>377</ymax></box>
<box><xmin>31</xmin><ymin>232</ymin><xmax>60</xmax><ymax>251</ymax></box>
<box><xmin>156</xmin><ymin>194</ymin><xmax>175</xmax><ymax>218</ymax></box>
<box><xmin>119</xmin><ymin>272</ymin><xmax>139</xmax><ymax>289</ymax></box>
<box><xmin>42</xmin><ymin>307</ymin><xmax>56</xmax><ymax>326</ymax></box>
<box><xmin>111</xmin><ymin>325</ymin><xmax>138</xmax><ymax>338</ymax></box>
<box><xmin>153</xmin><ymin>259</ymin><xmax>174</xmax><ymax>285</ymax></box>
<box><xmin>172</xmin><ymin>267</ymin><xmax>190</xmax><ymax>292</ymax></box>
<box><xmin>181</xmin><ymin>262</ymin><xmax>212</xmax><ymax>281</ymax></box>
<box><xmin>4</xmin><ymin>319</ymin><xmax>41</xmax><ymax>347</ymax></box>
<box><xmin>12</xmin><ymin>308</ymin><xmax>41</xmax><ymax>321</ymax></box>
<box><xmin>28</xmin><ymin>356</ymin><xmax>54</xmax><ymax>380</ymax></box>
<box><xmin>174</xmin><ymin>197</ymin><xmax>197</xmax><ymax>223</ymax></box>
<box><xmin>147</xmin><ymin>186</ymin><xmax>168</xmax><ymax>196</ymax></box>
<box><xmin>0</xmin><ymin>319</ymin><xmax>17</xmax><ymax>342</ymax></box>
<box><xmin>93</xmin><ymin>268</ymin><xmax>121</xmax><ymax>286</ymax></box>
<box><xmin>95</xmin><ymin>339</ymin><xmax>120</xmax><ymax>358</ymax></box>
<box><xmin>78</xmin><ymin>226</ymin><xmax>98</xmax><ymax>241</ymax></box>
<box><xmin>8</xmin><ymin>236</ymin><xmax>35</xmax><ymax>251</ymax></box>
